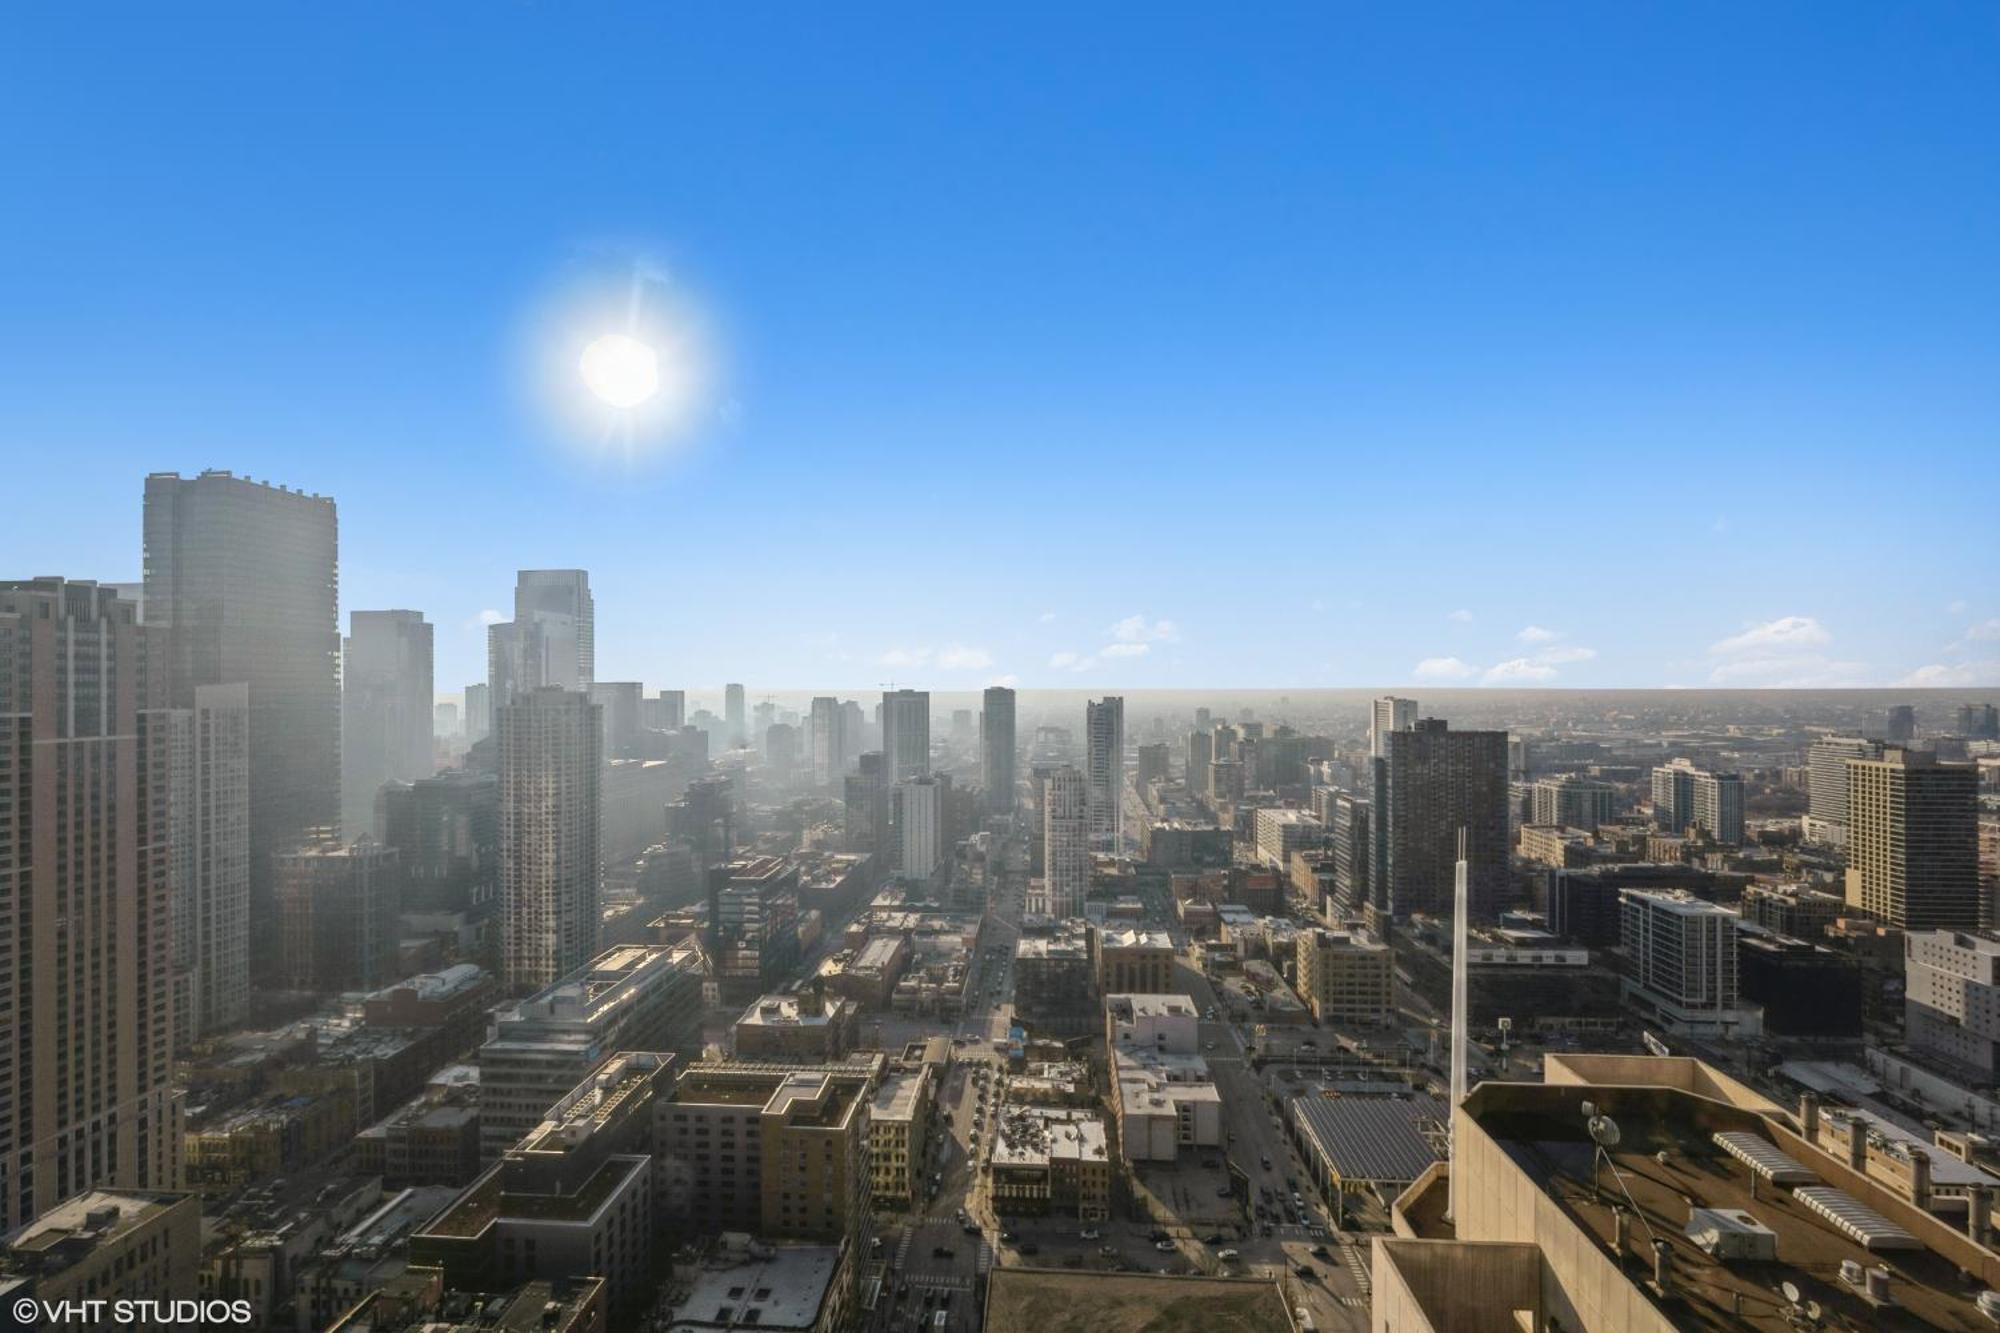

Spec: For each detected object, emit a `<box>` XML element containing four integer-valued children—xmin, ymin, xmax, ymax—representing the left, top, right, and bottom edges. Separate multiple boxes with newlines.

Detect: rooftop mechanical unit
<box><xmin>1685</xmin><ymin>1207</ymin><xmax>1779</xmax><ymax>1261</ymax></box>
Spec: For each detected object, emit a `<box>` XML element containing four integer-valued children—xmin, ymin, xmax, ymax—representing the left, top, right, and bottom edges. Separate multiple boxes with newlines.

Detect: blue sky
<box><xmin>2</xmin><ymin>4</ymin><xmax>1996</xmax><ymax>693</ymax></box>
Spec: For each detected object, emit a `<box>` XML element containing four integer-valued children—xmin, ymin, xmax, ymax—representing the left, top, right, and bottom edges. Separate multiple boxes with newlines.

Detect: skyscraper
<box><xmin>588</xmin><ymin>681</ymin><xmax>644</xmax><ymax>759</ymax></box>
<box><xmin>1804</xmin><ymin>736</ymin><xmax>1884</xmax><ymax>848</ymax></box>
<box><xmin>144</xmin><ymin>470</ymin><xmax>339</xmax><ymax>986</ymax></box>
<box><xmin>1186</xmin><ymin>728</ymin><xmax>1214</xmax><ymax>798</ymax></box>
<box><xmin>1649</xmin><ymin>758</ymin><xmax>1744</xmax><ymax>844</ymax></box>
<box><xmin>808</xmin><ymin>696</ymin><xmax>847</xmax><ymax>788</ymax></box>
<box><xmin>844</xmin><ymin>751</ymin><xmax>889</xmax><ymax>855</ymax></box>
<box><xmin>1371</xmin><ymin>718</ymin><xmax>1508</xmax><ymax>920</ymax></box>
<box><xmin>1041</xmin><ymin>766</ymin><xmax>1090</xmax><ymax>918</ymax></box>
<box><xmin>1885</xmin><ymin>704</ymin><xmax>1917</xmax><ymax>744</ymax></box>
<box><xmin>498</xmin><ymin>688</ymin><xmax>604</xmax><ymax>991</ymax></box>
<box><xmin>164</xmin><ymin>681</ymin><xmax>251</xmax><ymax>1043</ymax></box>
<box><xmin>464</xmin><ymin>682</ymin><xmax>492</xmax><ymax>744</ymax></box>
<box><xmin>488</xmin><ymin>569</ymin><xmax>593</xmax><ymax>708</ymax></box>
<box><xmin>378</xmin><ymin>769</ymin><xmax>500</xmax><ymax>966</ymax></box>
<box><xmin>644</xmin><ymin>689</ymin><xmax>686</xmax><ymax>731</ymax></box>
<box><xmin>894</xmin><ymin>774</ymin><xmax>947</xmax><ymax>886</ymax></box>
<box><xmin>981</xmin><ymin>686</ymin><xmax>1017</xmax><ymax>815</ymax></box>
<box><xmin>1370</xmin><ymin>696</ymin><xmax>1416</xmax><ymax>759</ymax></box>
<box><xmin>0</xmin><ymin>579</ymin><xmax>182</xmax><ymax>1227</ymax></box>
<box><xmin>881</xmin><ymin>688</ymin><xmax>930</xmax><ymax>783</ymax></box>
<box><xmin>341</xmin><ymin>609</ymin><xmax>434</xmax><ymax>835</ymax></box>
<box><xmin>274</xmin><ymin>833</ymin><xmax>402</xmax><ymax>992</ymax></box>
<box><xmin>1085</xmin><ymin>697</ymin><xmax>1125</xmax><ymax>852</ymax></box>
<box><xmin>724</xmin><ymin>683</ymin><xmax>746</xmax><ymax>748</ymax></box>
<box><xmin>1844</xmin><ymin>747</ymin><xmax>1979</xmax><ymax>931</ymax></box>
<box><xmin>514</xmin><ymin>569</ymin><xmax>594</xmax><ymax>684</ymax></box>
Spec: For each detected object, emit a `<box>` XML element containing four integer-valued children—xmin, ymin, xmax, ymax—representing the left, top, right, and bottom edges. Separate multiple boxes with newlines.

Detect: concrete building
<box><xmin>342</xmin><ymin>609</ymin><xmax>434</xmax><ymax>836</ymax></box>
<box><xmin>869</xmin><ymin>1067</ymin><xmax>935</xmax><ymax>1208</ymax></box>
<box><xmin>1252</xmin><ymin>807</ymin><xmax>1322</xmax><ymax>869</ymax></box>
<box><xmin>0</xmin><ymin>1189</ymin><xmax>200</xmax><ymax>1323</ymax></box>
<box><xmin>1530</xmin><ymin>774</ymin><xmax>1616</xmax><ymax>832</ymax></box>
<box><xmin>163</xmin><ymin>680</ymin><xmax>252</xmax><ymax>1042</ymax></box>
<box><xmin>708</xmin><ymin>856</ymin><xmax>803</xmax><ymax>1003</ymax></box>
<box><xmin>733</xmin><ymin>994</ymin><xmax>861</xmax><ymax>1061</ymax></box>
<box><xmin>663</xmin><ymin>1241</ymin><xmax>854</xmax><ymax>1333</ymax></box>
<box><xmin>892</xmin><ymin>774</ymin><xmax>947</xmax><ymax>886</ymax></box>
<box><xmin>1805</xmin><ymin>736</ymin><xmax>1884</xmax><ymax>848</ymax></box>
<box><xmin>144</xmin><ymin>471</ymin><xmax>340</xmax><ymax>988</ymax></box>
<box><xmin>1085</xmin><ymin>697</ymin><xmax>1124</xmax><ymax>852</ymax></box>
<box><xmin>1372</xmin><ymin>719</ymin><xmax>1510</xmax><ymax>920</ymax></box>
<box><xmin>807</xmin><ymin>696</ymin><xmax>846</xmax><ymax>788</ymax></box>
<box><xmin>646</xmin><ymin>689</ymin><xmax>686</xmax><ymax>731</ymax></box>
<box><xmin>1845</xmin><ymin>747</ymin><xmax>1981</xmax><ymax>931</ymax></box>
<box><xmin>587</xmin><ymin>681</ymin><xmax>644</xmax><ymax>760</ymax></box>
<box><xmin>1649</xmin><ymin>758</ymin><xmax>1744</xmax><ymax>845</ymax></box>
<box><xmin>464</xmin><ymin>682</ymin><xmax>492</xmax><ymax>744</ymax></box>
<box><xmin>1740</xmin><ymin>882</ymin><xmax>1848</xmax><ymax>939</ymax></box>
<box><xmin>988</xmin><ymin>1106</ymin><xmax>1110</xmax><ymax>1219</ymax></box>
<box><xmin>1327</xmin><ymin>791</ymin><xmax>1371</xmax><ymax>920</ymax></box>
<box><xmin>1619</xmin><ymin>889</ymin><xmax>1760</xmax><ymax>1039</ymax></box>
<box><xmin>660</xmin><ymin>1061</ymin><xmax>874</xmax><ymax>1240</ymax></box>
<box><xmin>881</xmin><ymin>688</ymin><xmax>930</xmax><ymax>783</ymax></box>
<box><xmin>982</xmin><ymin>685</ymin><xmax>1017</xmax><ymax>815</ymax></box>
<box><xmin>274</xmin><ymin>833</ymin><xmax>402</xmax><ymax>993</ymax></box>
<box><xmin>0</xmin><ymin>579</ymin><xmax>183</xmax><ymax>1227</ymax></box>
<box><xmin>1377</xmin><ymin>1053</ymin><xmax>2000</xmax><ymax>1333</ymax></box>
<box><xmin>1040</xmin><ymin>767</ymin><xmax>1090</xmax><ymax>918</ymax></box>
<box><xmin>415</xmin><ymin>1052</ymin><xmax>662</xmax><ymax>1320</ymax></box>
<box><xmin>1370</xmin><ymin>695</ymin><xmax>1416</xmax><ymax>759</ymax></box>
<box><xmin>1093</xmin><ymin>926</ymin><xmax>1175</xmax><ymax>994</ymax></box>
<box><xmin>1296</xmin><ymin>928</ymin><xmax>1394</xmax><ymax>1026</ymax></box>
<box><xmin>477</xmin><ymin>943</ymin><xmax>706</xmax><ymax>1159</ymax></box>
<box><xmin>1014</xmin><ymin>925</ymin><xmax>1097</xmax><ymax>1037</ymax></box>
<box><xmin>1905</xmin><ymin>930</ymin><xmax>2000</xmax><ymax>1076</ymax></box>
<box><xmin>498</xmin><ymin>688</ymin><xmax>603</xmax><ymax>991</ymax></box>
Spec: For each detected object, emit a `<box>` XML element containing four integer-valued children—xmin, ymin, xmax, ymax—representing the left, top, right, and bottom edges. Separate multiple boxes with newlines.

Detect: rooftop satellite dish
<box><xmin>1781</xmin><ymin>1281</ymin><xmax>1801</xmax><ymax>1305</ymax></box>
<box><xmin>1581</xmin><ymin>1100</ymin><xmax>1598</xmax><ymax>1119</ymax></box>
<box><xmin>1588</xmin><ymin>1115</ymin><xmax>1622</xmax><ymax>1150</ymax></box>
<box><xmin>1805</xmin><ymin>1300</ymin><xmax>1822</xmax><ymax>1320</ymax></box>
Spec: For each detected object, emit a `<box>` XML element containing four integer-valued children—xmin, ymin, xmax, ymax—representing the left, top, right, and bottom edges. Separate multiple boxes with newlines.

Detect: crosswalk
<box><xmin>1340</xmin><ymin>1241</ymin><xmax>1371</xmax><ymax>1293</ymax></box>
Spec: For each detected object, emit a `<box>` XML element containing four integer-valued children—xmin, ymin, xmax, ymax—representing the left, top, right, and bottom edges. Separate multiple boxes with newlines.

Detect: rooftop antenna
<box><xmin>1447</xmin><ymin>827</ymin><xmax>1470</xmax><ymax>1224</ymax></box>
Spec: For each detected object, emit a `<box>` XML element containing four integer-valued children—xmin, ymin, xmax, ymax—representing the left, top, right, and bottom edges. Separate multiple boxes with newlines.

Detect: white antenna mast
<box><xmin>1447</xmin><ymin>826</ymin><xmax>1470</xmax><ymax>1223</ymax></box>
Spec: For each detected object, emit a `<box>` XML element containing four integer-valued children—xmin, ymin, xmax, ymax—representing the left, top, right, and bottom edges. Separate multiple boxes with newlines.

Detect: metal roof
<box><xmin>1291</xmin><ymin>1093</ymin><xmax>1448</xmax><ymax>1185</ymax></box>
<box><xmin>1793</xmin><ymin>1187</ymin><xmax>1924</xmax><ymax>1251</ymax></box>
<box><xmin>1712</xmin><ymin>1131</ymin><xmax>1818</xmax><ymax>1185</ymax></box>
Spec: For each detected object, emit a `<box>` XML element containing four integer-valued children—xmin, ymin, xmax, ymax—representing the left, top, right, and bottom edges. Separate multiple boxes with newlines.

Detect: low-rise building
<box><xmin>662</xmin><ymin>1238</ymin><xmax>854</xmax><ymax>1333</ymax></box>
<box><xmin>0</xmin><ymin>1191</ymin><xmax>199</xmax><ymax>1328</ymax></box>
<box><xmin>1091</xmin><ymin>926</ymin><xmax>1175</xmax><ymax>994</ymax></box>
<box><xmin>988</xmin><ymin>1106</ymin><xmax>1110</xmax><ymax>1220</ymax></box>
<box><xmin>868</xmin><ymin>1068</ymin><xmax>935</xmax><ymax>1208</ymax></box>
<box><xmin>732</xmin><ymin>993</ymin><xmax>861</xmax><ymax>1061</ymax></box>
<box><xmin>1295</xmin><ymin>927</ymin><xmax>1393</xmax><ymax>1026</ymax></box>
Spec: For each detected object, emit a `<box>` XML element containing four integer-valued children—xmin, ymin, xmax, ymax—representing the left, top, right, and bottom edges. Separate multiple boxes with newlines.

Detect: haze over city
<box><xmin>3</xmin><ymin>7</ymin><xmax>1999</xmax><ymax>1333</ymax></box>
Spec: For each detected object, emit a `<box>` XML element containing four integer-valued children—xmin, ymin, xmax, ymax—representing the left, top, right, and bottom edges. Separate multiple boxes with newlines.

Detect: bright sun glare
<box><xmin>578</xmin><ymin>332</ymin><xmax>661</xmax><ymax>409</ymax></box>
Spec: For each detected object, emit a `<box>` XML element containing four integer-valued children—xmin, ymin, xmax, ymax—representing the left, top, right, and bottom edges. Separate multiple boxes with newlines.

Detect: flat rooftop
<box><xmin>666</xmin><ymin>1244</ymin><xmax>842</xmax><ymax>1333</ymax></box>
<box><xmin>984</xmin><ymin>1270</ymin><xmax>1289</xmax><ymax>1333</ymax></box>
<box><xmin>1469</xmin><ymin>1083</ymin><xmax>1996</xmax><ymax>1331</ymax></box>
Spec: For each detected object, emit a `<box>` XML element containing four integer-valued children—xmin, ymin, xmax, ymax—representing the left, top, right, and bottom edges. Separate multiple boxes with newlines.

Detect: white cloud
<box><xmin>1037</xmin><ymin>611</ymin><xmax>1057</xmax><ymax>624</ymax></box>
<box><xmin>1101</xmin><ymin>642</ymin><xmax>1150</xmax><ymax>659</ymax></box>
<box><xmin>1898</xmin><ymin>660</ymin><xmax>2000</xmax><ymax>687</ymax></box>
<box><xmin>1516</xmin><ymin>625</ymin><xmax>1561</xmax><ymax>644</ymax></box>
<box><xmin>1708</xmin><ymin>655</ymin><xmax>1871</xmax><ymax>688</ymax></box>
<box><xmin>1448</xmin><ymin>609</ymin><xmax>1474</xmax><ymax>623</ymax></box>
<box><xmin>1108</xmin><ymin>614</ymin><xmax>1180</xmax><ymax>644</ymax></box>
<box><xmin>1537</xmin><ymin>644</ymin><xmax>1598</xmax><ymax>665</ymax></box>
<box><xmin>1413</xmin><ymin>656</ymin><xmax>1478</xmax><ymax>681</ymax></box>
<box><xmin>1484</xmin><ymin>658</ymin><xmax>1559</xmax><ymax>683</ymax></box>
<box><xmin>1048</xmin><ymin>651</ymin><xmax>1097</xmax><ymax>672</ymax></box>
<box><xmin>936</xmin><ymin>643</ymin><xmax>993</xmax><ymax>670</ymax></box>
<box><xmin>1946</xmin><ymin>599</ymin><xmax>1969</xmax><ymax>615</ymax></box>
<box><xmin>468</xmin><ymin>608</ymin><xmax>505</xmax><ymax>629</ymax></box>
<box><xmin>1964</xmin><ymin>618</ymin><xmax>2000</xmax><ymax>643</ymax></box>
<box><xmin>879</xmin><ymin>646</ymin><xmax>931</xmax><ymax>668</ymax></box>
<box><xmin>987</xmin><ymin>673</ymin><xmax>1020</xmax><ymax>688</ymax></box>
<box><xmin>1709</xmin><ymin>615</ymin><xmax>1831</xmax><ymax>657</ymax></box>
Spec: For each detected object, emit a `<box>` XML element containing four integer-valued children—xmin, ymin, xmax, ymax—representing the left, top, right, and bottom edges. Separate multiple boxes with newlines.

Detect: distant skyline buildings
<box><xmin>1085</xmin><ymin>696</ymin><xmax>1124</xmax><ymax>852</ymax></box>
<box><xmin>342</xmin><ymin>608</ymin><xmax>435</xmax><ymax>835</ymax></box>
<box><xmin>881</xmin><ymin>688</ymin><xmax>930</xmax><ymax>784</ymax></box>
<box><xmin>143</xmin><ymin>469</ymin><xmax>339</xmax><ymax>988</ymax></box>
<box><xmin>982</xmin><ymin>685</ymin><xmax>1017</xmax><ymax>815</ymax></box>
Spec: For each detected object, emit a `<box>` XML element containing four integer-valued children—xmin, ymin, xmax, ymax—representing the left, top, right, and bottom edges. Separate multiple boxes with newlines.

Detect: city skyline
<box><xmin>3</xmin><ymin>7</ymin><xmax>1996</xmax><ymax>691</ymax></box>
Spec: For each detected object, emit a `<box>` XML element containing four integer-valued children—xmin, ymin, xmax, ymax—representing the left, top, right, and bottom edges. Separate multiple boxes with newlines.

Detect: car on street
<box><xmin>1079</xmin><ymin>1228</ymin><xmax>1099</xmax><ymax>1239</ymax></box>
<box><xmin>1153</xmin><ymin>1240</ymin><xmax>1176</xmax><ymax>1252</ymax></box>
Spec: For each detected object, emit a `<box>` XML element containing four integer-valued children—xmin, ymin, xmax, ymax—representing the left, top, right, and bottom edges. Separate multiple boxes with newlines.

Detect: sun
<box><xmin>578</xmin><ymin>332</ymin><xmax>661</xmax><ymax>409</ymax></box>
